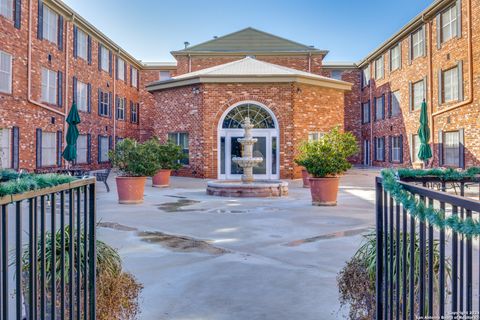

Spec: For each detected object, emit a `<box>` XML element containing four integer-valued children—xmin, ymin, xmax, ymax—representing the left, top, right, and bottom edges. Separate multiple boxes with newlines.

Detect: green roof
<box><xmin>171</xmin><ymin>27</ymin><xmax>327</xmax><ymax>55</ymax></box>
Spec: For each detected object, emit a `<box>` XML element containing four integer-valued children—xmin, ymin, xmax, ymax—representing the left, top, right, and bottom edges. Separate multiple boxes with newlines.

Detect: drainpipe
<box><xmin>308</xmin><ymin>53</ymin><xmax>312</xmax><ymax>73</ymax></box>
<box><xmin>369</xmin><ymin>66</ymin><xmax>374</xmax><ymax>166</ymax></box>
<box><xmin>27</xmin><ymin>0</ymin><xmax>65</xmax><ymax>117</ymax></box>
<box><xmin>113</xmin><ymin>50</ymin><xmax>118</xmax><ymax>149</ymax></box>
<box><xmin>426</xmin><ymin>19</ymin><xmax>434</xmax><ymax>163</ymax></box>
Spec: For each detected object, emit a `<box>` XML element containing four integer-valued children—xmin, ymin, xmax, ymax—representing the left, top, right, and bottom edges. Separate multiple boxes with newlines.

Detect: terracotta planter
<box><xmin>152</xmin><ymin>169</ymin><xmax>172</xmax><ymax>188</ymax></box>
<box><xmin>116</xmin><ymin>176</ymin><xmax>147</xmax><ymax>204</ymax></box>
<box><xmin>308</xmin><ymin>177</ymin><xmax>340</xmax><ymax>206</ymax></box>
<box><xmin>301</xmin><ymin>169</ymin><xmax>311</xmax><ymax>188</ymax></box>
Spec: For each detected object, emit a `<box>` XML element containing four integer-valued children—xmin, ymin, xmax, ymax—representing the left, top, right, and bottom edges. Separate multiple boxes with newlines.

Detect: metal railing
<box><xmin>0</xmin><ymin>178</ymin><xmax>96</xmax><ymax>320</ymax></box>
<box><xmin>376</xmin><ymin>177</ymin><xmax>480</xmax><ymax>320</ymax></box>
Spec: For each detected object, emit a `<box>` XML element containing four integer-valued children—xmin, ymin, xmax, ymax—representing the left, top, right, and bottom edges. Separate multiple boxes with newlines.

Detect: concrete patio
<box><xmin>96</xmin><ymin>167</ymin><xmax>380</xmax><ymax>320</ymax></box>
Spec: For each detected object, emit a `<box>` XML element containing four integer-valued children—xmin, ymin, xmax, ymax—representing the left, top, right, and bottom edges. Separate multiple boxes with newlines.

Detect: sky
<box><xmin>62</xmin><ymin>0</ymin><xmax>433</xmax><ymax>63</ymax></box>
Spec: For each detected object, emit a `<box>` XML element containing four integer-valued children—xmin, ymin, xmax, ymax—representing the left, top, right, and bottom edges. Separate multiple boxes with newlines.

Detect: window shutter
<box><xmin>408</xmin><ymin>35</ymin><xmax>412</xmax><ymax>64</ymax></box>
<box><xmin>36</xmin><ymin>128</ymin><xmax>42</xmax><ymax>168</ymax></box>
<box><xmin>361</xmin><ymin>103</ymin><xmax>364</xmax><ymax>124</ymax></box>
<box><xmin>109</xmin><ymin>51</ymin><xmax>112</xmax><ymax>76</ymax></box>
<box><xmin>382</xmin><ymin>137</ymin><xmax>386</xmax><ymax>161</ymax></box>
<box><xmin>98</xmin><ymin>88</ymin><xmax>101</xmax><ymax>114</ymax></box>
<box><xmin>72</xmin><ymin>76</ymin><xmax>77</xmax><ymax>103</ymax></box>
<box><xmin>115</xmin><ymin>57</ymin><xmax>118</xmax><ymax>80</ymax></box>
<box><xmin>423</xmin><ymin>76</ymin><xmax>427</xmax><ymax>102</ymax></box>
<box><xmin>87</xmin><ymin>133</ymin><xmax>91</xmax><ymax>164</ymax></box>
<box><xmin>459</xmin><ymin>128</ymin><xmax>465</xmax><ymax>168</ymax></box>
<box><xmin>73</xmin><ymin>25</ymin><xmax>78</xmax><ymax>58</ymax></box>
<box><xmin>374</xmin><ymin>138</ymin><xmax>377</xmax><ymax>161</ymax></box>
<box><xmin>422</xmin><ymin>26</ymin><xmax>427</xmax><ymax>56</ymax></box>
<box><xmin>37</xmin><ymin>0</ymin><xmax>43</xmax><ymax>39</ymax></box>
<box><xmin>115</xmin><ymin>95</ymin><xmax>119</xmax><ymax>120</ymax></box>
<box><xmin>399</xmin><ymin>135</ymin><xmax>404</xmax><ymax>163</ymax></box>
<box><xmin>408</xmin><ymin>81</ymin><xmax>413</xmax><ymax>110</ymax></box>
<box><xmin>87</xmin><ymin>35</ymin><xmax>92</xmax><ymax>65</ymax></box>
<box><xmin>87</xmin><ymin>83</ymin><xmax>91</xmax><ymax>113</ymax></box>
<box><xmin>408</xmin><ymin>134</ymin><xmax>413</xmax><ymax>164</ymax></box>
<box><xmin>438</xmin><ymin>69</ymin><xmax>443</xmax><ymax>105</ymax></box>
<box><xmin>389</xmin><ymin>136</ymin><xmax>393</xmax><ymax>163</ymax></box>
<box><xmin>438</xmin><ymin>131</ymin><xmax>443</xmax><ymax>166</ymax></box>
<box><xmin>14</xmin><ymin>0</ymin><xmax>21</xmax><ymax>29</ymax></box>
<box><xmin>137</xmin><ymin>103</ymin><xmax>140</xmax><ymax>125</ymax></box>
<box><xmin>58</xmin><ymin>15</ymin><xmax>64</xmax><ymax>51</ymax></box>
<box><xmin>124</xmin><ymin>62</ymin><xmax>127</xmax><ymax>82</ymax></box>
<box><xmin>109</xmin><ymin>136</ymin><xmax>113</xmax><ymax>152</ymax></box>
<box><xmin>98</xmin><ymin>45</ymin><xmax>102</xmax><ymax>71</ymax></box>
<box><xmin>373</xmin><ymin>98</ymin><xmax>377</xmax><ymax>121</ymax></box>
<box><xmin>56</xmin><ymin>130</ymin><xmax>62</xmax><ymax>166</ymax></box>
<box><xmin>387</xmin><ymin>91</ymin><xmax>392</xmax><ymax>117</ymax></box>
<box><xmin>108</xmin><ymin>92</ymin><xmax>112</xmax><ymax>118</ymax></box>
<box><xmin>382</xmin><ymin>94</ymin><xmax>386</xmax><ymax>119</ymax></box>
<box><xmin>57</xmin><ymin>71</ymin><xmax>63</xmax><ymax>107</ymax></box>
<box><xmin>137</xmin><ymin>71</ymin><xmax>140</xmax><ymax>89</ymax></box>
<box><xmin>12</xmin><ymin>126</ymin><xmax>19</xmax><ymax>169</ymax></box>
<box><xmin>436</xmin><ymin>15</ymin><xmax>442</xmax><ymax>49</ymax></box>
<box><xmin>360</xmin><ymin>72</ymin><xmax>364</xmax><ymax>91</ymax></box>
<box><xmin>457</xmin><ymin>60</ymin><xmax>464</xmax><ymax>101</ymax></box>
<box><xmin>130</xmin><ymin>66</ymin><xmax>133</xmax><ymax>86</ymax></box>
<box><xmin>399</xmin><ymin>43</ymin><xmax>402</xmax><ymax>69</ymax></box>
<box><xmin>130</xmin><ymin>101</ymin><xmax>133</xmax><ymax>122</ymax></box>
<box><xmin>97</xmin><ymin>135</ymin><xmax>101</xmax><ymax>163</ymax></box>
<box><xmin>456</xmin><ymin>0</ymin><xmax>462</xmax><ymax>38</ymax></box>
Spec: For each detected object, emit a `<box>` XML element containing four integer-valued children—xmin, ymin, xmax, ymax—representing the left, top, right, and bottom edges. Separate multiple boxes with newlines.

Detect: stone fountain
<box><xmin>207</xmin><ymin>117</ymin><xmax>288</xmax><ymax>197</ymax></box>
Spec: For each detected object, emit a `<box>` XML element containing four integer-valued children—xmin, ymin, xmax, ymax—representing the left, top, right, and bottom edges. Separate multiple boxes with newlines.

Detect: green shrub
<box><xmin>155</xmin><ymin>140</ymin><xmax>185</xmax><ymax>170</ymax></box>
<box><xmin>109</xmin><ymin>138</ymin><xmax>162</xmax><ymax>177</ymax></box>
<box><xmin>0</xmin><ymin>172</ymin><xmax>75</xmax><ymax>197</ymax></box>
<box><xmin>295</xmin><ymin>127</ymin><xmax>359</xmax><ymax>178</ymax></box>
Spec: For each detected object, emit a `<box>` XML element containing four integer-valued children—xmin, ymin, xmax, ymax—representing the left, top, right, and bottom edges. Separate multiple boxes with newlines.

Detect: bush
<box><xmin>109</xmin><ymin>138</ymin><xmax>162</xmax><ymax>177</ymax></box>
<box><xmin>295</xmin><ymin>127</ymin><xmax>359</xmax><ymax>178</ymax></box>
<box><xmin>155</xmin><ymin>140</ymin><xmax>185</xmax><ymax>170</ymax></box>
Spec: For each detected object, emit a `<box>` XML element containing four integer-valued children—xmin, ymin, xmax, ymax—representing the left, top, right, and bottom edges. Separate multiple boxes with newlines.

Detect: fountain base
<box><xmin>207</xmin><ymin>180</ymin><xmax>288</xmax><ymax>198</ymax></box>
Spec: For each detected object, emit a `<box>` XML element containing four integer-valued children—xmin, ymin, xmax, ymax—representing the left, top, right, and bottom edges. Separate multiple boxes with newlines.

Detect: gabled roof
<box><xmin>146</xmin><ymin>57</ymin><xmax>351</xmax><ymax>92</ymax></box>
<box><xmin>171</xmin><ymin>27</ymin><xmax>328</xmax><ymax>56</ymax></box>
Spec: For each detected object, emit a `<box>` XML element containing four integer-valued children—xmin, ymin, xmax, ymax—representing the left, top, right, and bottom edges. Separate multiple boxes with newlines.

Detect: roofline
<box><xmin>47</xmin><ymin>0</ymin><xmax>144</xmax><ymax>69</ymax></box>
<box><xmin>146</xmin><ymin>74</ymin><xmax>352</xmax><ymax>92</ymax></box>
<box><xmin>322</xmin><ymin>62</ymin><xmax>358</xmax><ymax>69</ymax></box>
<box><xmin>171</xmin><ymin>50</ymin><xmax>328</xmax><ymax>56</ymax></box>
<box><xmin>142</xmin><ymin>62</ymin><xmax>178</xmax><ymax>70</ymax></box>
<box><xmin>357</xmin><ymin>0</ymin><xmax>455</xmax><ymax>67</ymax></box>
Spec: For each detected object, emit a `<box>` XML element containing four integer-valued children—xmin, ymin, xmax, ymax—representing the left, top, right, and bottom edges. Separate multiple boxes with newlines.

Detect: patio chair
<box><xmin>89</xmin><ymin>168</ymin><xmax>112</xmax><ymax>192</ymax></box>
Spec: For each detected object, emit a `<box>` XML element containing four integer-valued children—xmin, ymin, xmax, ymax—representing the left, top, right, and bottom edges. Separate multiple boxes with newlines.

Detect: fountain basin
<box><xmin>207</xmin><ymin>180</ymin><xmax>288</xmax><ymax>197</ymax></box>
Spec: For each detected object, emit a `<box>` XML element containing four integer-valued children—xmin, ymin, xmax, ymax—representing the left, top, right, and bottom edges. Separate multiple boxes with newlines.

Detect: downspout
<box><xmin>63</xmin><ymin>16</ymin><xmax>71</xmax><ymax>158</ymax></box>
<box><xmin>426</xmin><ymin>18</ymin><xmax>434</xmax><ymax>162</ymax></box>
<box><xmin>369</xmin><ymin>66</ymin><xmax>373</xmax><ymax>166</ymax></box>
<box><xmin>27</xmin><ymin>0</ymin><xmax>65</xmax><ymax>117</ymax></box>
<box><xmin>113</xmin><ymin>50</ymin><xmax>118</xmax><ymax>149</ymax></box>
<box><xmin>308</xmin><ymin>52</ymin><xmax>312</xmax><ymax>73</ymax></box>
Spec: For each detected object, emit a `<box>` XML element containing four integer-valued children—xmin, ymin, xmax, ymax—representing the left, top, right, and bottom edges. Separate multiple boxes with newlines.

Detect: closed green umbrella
<box><xmin>62</xmin><ymin>102</ymin><xmax>81</xmax><ymax>162</ymax></box>
<box><xmin>417</xmin><ymin>100</ymin><xmax>432</xmax><ymax>162</ymax></box>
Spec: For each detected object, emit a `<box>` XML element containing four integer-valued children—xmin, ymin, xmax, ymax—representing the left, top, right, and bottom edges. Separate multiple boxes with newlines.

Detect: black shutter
<box><xmin>12</xmin><ymin>126</ymin><xmax>19</xmax><ymax>169</ymax></box>
<box><xmin>389</xmin><ymin>136</ymin><xmax>393</xmax><ymax>163</ymax></box>
<box><xmin>399</xmin><ymin>135</ymin><xmax>404</xmax><ymax>163</ymax></box>
<box><xmin>459</xmin><ymin>128</ymin><xmax>465</xmax><ymax>169</ymax></box>
<box><xmin>87</xmin><ymin>35</ymin><xmax>92</xmax><ymax>65</ymax></box>
<box><xmin>360</xmin><ymin>71</ymin><xmax>364</xmax><ymax>91</ymax></box>
<box><xmin>98</xmin><ymin>44</ymin><xmax>102</xmax><ymax>71</ymax></box>
<box><xmin>387</xmin><ymin>91</ymin><xmax>392</xmax><ymax>117</ymax></box>
<box><xmin>382</xmin><ymin>137</ymin><xmax>386</xmax><ymax>162</ymax></box>
<box><xmin>115</xmin><ymin>57</ymin><xmax>119</xmax><ymax>80</ymax></box>
<box><xmin>37</xmin><ymin>0</ymin><xmax>43</xmax><ymax>39</ymax></box>
<box><xmin>136</xmin><ymin>103</ymin><xmax>140</xmax><ymax>125</ymax></box>
<box><xmin>72</xmin><ymin>76</ymin><xmax>77</xmax><ymax>104</ymax></box>
<box><xmin>108</xmin><ymin>136</ymin><xmax>113</xmax><ymax>151</ymax></box>
<box><xmin>98</xmin><ymin>89</ymin><xmax>101</xmax><ymax>115</ymax></box>
<box><xmin>115</xmin><ymin>95</ymin><xmax>119</xmax><ymax>119</ymax></box>
<box><xmin>130</xmin><ymin>101</ymin><xmax>133</xmax><ymax>123</ymax></box>
<box><xmin>14</xmin><ymin>0</ymin><xmax>21</xmax><ymax>29</ymax></box>
<box><xmin>87</xmin><ymin>134</ymin><xmax>91</xmax><ymax>164</ymax></box>
<box><xmin>361</xmin><ymin>102</ymin><xmax>364</xmax><ymax>124</ymax></box>
<box><xmin>108</xmin><ymin>92</ymin><xmax>112</xmax><ymax>118</ymax></box>
<box><xmin>374</xmin><ymin>138</ymin><xmax>377</xmax><ymax>161</ymax></box>
<box><xmin>58</xmin><ymin>15</ymin><xmax>64</xmax><ymax>51</ymax></box>
<box><xmin>36</xmin><ymin>128</ymin><xmax>42</xmax><ymax>168</ymax></box>
<box><xmin>97</xmin><ymin>135</ymin><xmax>101</xmax><ymax>163</ymax></box>
<box><xmin>382</xmin><ymin>94</ymin><xmax>386</xmax><ymax>119</ymax></box>
<box><xmin>130</xmin><ymin>66</ymin><xmax>133</xmax><ymax>86</ymax></box>
<box><xmin>436</xmin><ymin>15</ymin><xmax>442</xmax><ymax>49</ymax></box>
<box><xmin>124</xmin><ymin>62</ymin><xmax>127</xmax><ymax>81</ymax></box>
<box><xmin>438</xmin><ymin>131</ymin><xmax>443</xmax><ymax>166</ymax></box>
<box><xmin>373</xmin><ymin>98</ymin><xmax>377</xmax><ymax>121</ymax></box>
<box><xmin>109</xmin><ymin>51</ymin><xmax>112</xmax><ymax>76</ymax></box>
<box><xmin>57</xmin><ymin>71</ymin><xmax>63</xmax><ymax>107</ymax></box>
<box><xmin>57</xmin><ymin>130</ymin><xmax>62</xmax><ymax>166</ymax></box>
<box><xmin>409</xmin><ymin>134</ymin><xmax>413</xmax><ymax>164</ymax></box>
<box><xmin>87</xmin><ymin>83</ymin><xmax>91</xmax><ymax>113</ymax></box>
<box><xmin>137</xmin><ymin>70</ymin><xmax>140</xmax><ymax>89</ymax></box>
<box><xmin>73</xmin><ymin>25</ymin><xmax>78</xmax><ymax>58</ymax></box>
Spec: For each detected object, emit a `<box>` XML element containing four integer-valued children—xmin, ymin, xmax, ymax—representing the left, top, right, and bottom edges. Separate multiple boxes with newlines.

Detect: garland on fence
<box><xmin>381</xmin><ymin>168</ymin><xmax>480</xmax><ymax>238</ymax></box>
<box><xmin>0</xmin><ymin>169</ymin><xmax>75</xmax><ymax>198</ymax></box>
<box><xmin>396</xmin><ymin>167</ymin><xmax>480</xmax><ymax>181</ymax></box>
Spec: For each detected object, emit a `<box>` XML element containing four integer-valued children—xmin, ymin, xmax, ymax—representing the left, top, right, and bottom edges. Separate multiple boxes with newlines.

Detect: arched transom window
<box><xmin>222</xmin><ymin>103</ymin><xmax>276</xmax><ymax>129</ymax></box>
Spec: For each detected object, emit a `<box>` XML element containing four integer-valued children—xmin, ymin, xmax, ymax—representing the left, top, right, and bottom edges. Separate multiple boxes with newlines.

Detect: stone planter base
<box><xmin>206</xmin><ymin>180</ymin><xmax>288</xmax><ymax>197</ymax></box>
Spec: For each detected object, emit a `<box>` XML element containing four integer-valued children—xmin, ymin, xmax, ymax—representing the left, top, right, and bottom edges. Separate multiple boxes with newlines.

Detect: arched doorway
<box><xmin>218</xmin><ymin>101</ymin><xmax>279</xmax><ymax>180</ymax></box>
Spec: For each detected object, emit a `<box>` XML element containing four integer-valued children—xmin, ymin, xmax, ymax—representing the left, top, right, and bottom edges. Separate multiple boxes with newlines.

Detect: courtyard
<box><xmin>96</xmin><ymin>167</ymin><xmax>378</xmax><ymax>320</ymax></box>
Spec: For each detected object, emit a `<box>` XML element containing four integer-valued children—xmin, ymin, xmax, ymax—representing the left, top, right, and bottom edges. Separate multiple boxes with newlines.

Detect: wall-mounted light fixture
<box><xmin>192</xmin><ymin>87</ymin><xmax>201</xmax><ymax>94</ymax></box>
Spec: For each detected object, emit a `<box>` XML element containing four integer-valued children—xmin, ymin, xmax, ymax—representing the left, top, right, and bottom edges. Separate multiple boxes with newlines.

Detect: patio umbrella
<box><xmin>62</xmin><ymin>102</ymin><xmax>81</xmax><ymax>163</ymax></box>
<box><xmin>417</xmin><ymin>100</ymin><xmax>432</xmax><ymax>163</ymax></box>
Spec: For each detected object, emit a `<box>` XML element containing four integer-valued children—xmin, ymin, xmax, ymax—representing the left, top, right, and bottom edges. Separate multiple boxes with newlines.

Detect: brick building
<box><xmin>0</xmin><ymin>0</ymin><xmax>478</xmax><ymax>179</ymax></box>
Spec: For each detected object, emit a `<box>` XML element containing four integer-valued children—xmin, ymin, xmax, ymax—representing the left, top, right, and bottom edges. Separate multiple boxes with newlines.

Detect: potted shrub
<box><xmin>152</xmin><ymin>140</ymin><xmax>185</xmax><ymax>188</ymax></box>
<box><xmin>295</xmin><ymin>127</ymin><xmax>359</xmax><ymax>206</ymax></box>
<box><xmin>109</xmin><ymin>138</ymin><xmax>161</xmax><ymax>204</ymax></box>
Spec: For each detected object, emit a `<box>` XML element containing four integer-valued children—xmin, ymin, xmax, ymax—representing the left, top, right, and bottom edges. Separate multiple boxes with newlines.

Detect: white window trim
<box><xmin>412</xmin><ymin>28</ymin><xmax>425</xmax><ymax>60</ymax></box>
<box><xmin>375</xmin><ymin>96</ymin><xmax>384</xmax><ymax>120</ymax></box>
<box><xmin>131</xmin><ymin>67</ymin><xmax>138</xmax><ymax>88</ymax></box>
<box><xmin>117</xmin><ymin>97</ymin><xmax>125</xmax><ymax>120</ymax></box>
<box><xmin>0</xmin><ymin>50</ymin><xmax>12</xmax><ymax>94</ymax></box>
<box><xmin>76</xmin><ymin>80</ymin><xmax>88</xmax><ymax>112</ymax></box>
<box><xmin>0</xmin><ymin>0</ymin><xmax>13</xmax><ymax>20</ymax></box>
<box><xmin>375</xmin><ymin>56</ymin><xmax>384</xmax><ymax>80</ymax></box>
<box><xmin>391</xmin><ymin>136</ymin><xmax>402</xmax><ymax>162</ymax></box>
<box><xmin>99</xmin><ymin>136</ymin><xmax>109</xmax><ymax>163</ymax></box>
<box><xmin>412</xmin><ymin>80</ymin><xmax>425</xmax><ymax>111</ymax></box>
<box><xmin>0</xmin><ymin>128</ymin><xmax>12</xmax><ymax>168</ymax></box>
<box><xmin>41</xmin><ymin>132</ymin><xmax>57</xmax><ymax>167</ymax></box>
<box><xmin>101</xmin><ymin>46</ymin><xmax>110</xmax><ymax>73</ymax></box>
<box><xmin>390</xmin><ymin>44</ymin><xmax>401</xmax><ymax>71</ymax></box>
<box><xmin>43</xmin><ymin>6</ymin><xmax>58</xmax><ymax>45</ymax></box>
<box><xmin>41</xmin><ymin>67</ymin><xmax>57</xmax><ymax>105</ymax></box>
<box><xmin>443</xmin><ymin>67</ymin><xmax>459</xmax><ymax>103</ymax></box>
<box><xmin>441</xmin><ymin>5</ymin><xmax>458</xmax><ymax>44</ymax></box>
<box><xmin>117</xmin><ymin>58</ymin><xmax>125</xmax><ymax>81</ymax></box>
<box><xmin>76</xmin><ymin>134</ymin><xmax>88</xmax><ymax>164</ymax></box>
<box><xmin>391</xmin><ymin>91</ymin><xmax>401</xmax><ymax>116</ymax></box>
<box><xmin>77</xmin><ymin>28</ymin><xmax>88</xmax><ymax>61</ymax></box>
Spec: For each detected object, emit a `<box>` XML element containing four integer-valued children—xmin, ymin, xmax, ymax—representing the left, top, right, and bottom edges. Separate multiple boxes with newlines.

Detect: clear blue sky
<box><xmin>63</xmin><ymin>0</ymin><xmax>433</xmax><ymax>63</ymax></box>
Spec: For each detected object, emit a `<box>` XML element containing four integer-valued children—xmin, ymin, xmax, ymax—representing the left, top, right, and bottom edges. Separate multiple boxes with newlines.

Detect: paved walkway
<box><xmin>96</xmin><ymin>168</ymin><xmax>380</xmax><ymax>320</ymax></box>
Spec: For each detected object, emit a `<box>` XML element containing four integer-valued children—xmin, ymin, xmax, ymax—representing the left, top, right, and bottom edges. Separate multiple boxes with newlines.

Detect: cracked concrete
<box><xmin>95</xmin><ymin>167</ymin><xmax>379</xmax><ymax>320</ymax></box>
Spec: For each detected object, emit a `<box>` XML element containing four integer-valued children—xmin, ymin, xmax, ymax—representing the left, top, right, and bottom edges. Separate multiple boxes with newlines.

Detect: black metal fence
<box><xmin>376</xmin><ymin>176</ymin><xmax>480</xmax><ymax>319</ymax></box>
<box><xmin>0</xmin><ymin>178</ymin><xmax>96</xmax><ymax>320</ymax></box>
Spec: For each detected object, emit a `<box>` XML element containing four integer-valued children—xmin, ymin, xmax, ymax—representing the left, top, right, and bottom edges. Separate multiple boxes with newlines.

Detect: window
<box><xmin>362</xmin><ymin>66</ymin><xmax>370</xmax><ymax>87</ymax></box>
<box><xmin>412</xmin><ymin>134</ymin><xmax>421</xmax><ymax>163</ymax></box>
<box><xmin>76</xmin><ymin>80</ymin><xmax>88</xmax><ymax>112</ymax></box>
<box><xmin>43</xmin><ymin>6</ymin><xmax>58</xmax><ymax>44</ymax></box>
<box><xmin>0</xmin><ymin>0</ymin><xmax>13</xmax><ymax>20</ymax></box>
<box><xmin>375</xmin><ymin>137</ymin><xmax>385</xmax><ymax>161</ymax></box>
<box><xmin>390</xmin><ymin>43</ymin><xmax>401</xmax><ymax>71</ymax></box>
<box><xmin>76</xmin><ymin>134</ymin><xmax>88</xmax><ymax>164</ymax></box>
<box><xmin>100</xmin><ymin>46</ymin><xmax>110</xmax><ymax>73</ymax></box>
<box><xmin>76</xmin><ymin>28</ymin><xmax>88</xmax><ymax>60</ymax></box>
<box><xmin>375</xmin><ymin>96</ymin><xmax>384</xmax><ymax>120</ymax></box>
<box><xmin>375</xmin><ymin>56</ymin><xmax>384</xmax><ymax>80</ymax></box>
<box><xmin>443</xmin><ymin>131</ymin><xmax>460</xmax><ymax>167</ymax></box>
<box><xmin>411</xmin><ymin>27</ymin><xmax>425</xmax><ymax>59</ymax></box>
<box><xmin>222</xmin><ymin>103</ymin><xmax>275</xmax><ymax>129</ymax></box>
<box><xmin>117</xmin><ymin>57</ymin><xmax>125</xmax><ymax>81</ymax></box>
<box><xmin>330</xmin><ymin>70</ymin><xmax>342</xmax><ymax>80</ymax></box>
<box><xmin>440</xmin><ymin>5</ymin><xmax>458</xmax><ymax>43</ymax></box>
<box><xmin>412</xmin><ymin>80</ymin><xmax>425</xmax><ymax>111</ymax></box>
<box><xmin>116</xmin><ymin>97</ymin><xmax>125</xmax><ymax>120</ymax></box>
<box><xmin>98</xmin><ymin>136</ymin><xmax>109</xmax><ymax>163</ymax></box>
<box><xmin>442</xmin><ymin>66</ymin><xmax>459</xmax><ymax>103</ymax></box>
<box><xmin>0</xmin><ymin>50</ymin><xmax>12</xmax><ymax>94</ymax></box>
<box><xmin>131</xmin><ymin>67</ymin><xmax>138</xmax><ymax>88</ymax></box>
<box><xmin>41</xmin><ymin>68</ymin><xmax>57</xmax><ymax>104</ymax></box>
<box><xmin>308</xmin><ymin>132</ymin><xmax>324</xmax><ymax>141</ymax></box>
<box><xmin>159</xmin><ymin>71</ymin><xmax>171</xmax><ymax>81</ymax></box>
<box><xmin>130</xmin><ymin>102</ymin><xmax>138</xmax><ymax>124</ymax></box>
<box><xmin>99</xmin><ymin>90</ymin><xmax>110</xmax><ymax>116</ymax></box>
<box><xmin>168</xmin><ymin>132</ymin><xmax>189</xmax><ymax>165</ymax></box>
<box><xmin>0</xmin><ymin>128</ymin><xmax>11</xmax><ymax>168</ymax></box>
<box><xmin>391</xmin><ymin>91</ymin><xmax>401</xmax><ymax>116</ymax></box>
<box><xmin>391</xmin><ymin>136</ymin><xmax>402</xmax><ymax>162</ymax></box>
<box><xmin>362</xmin><ymin>102</ymin><xmax>370</xmax><ymax>124</ymax></box>
<box><xmin>41</xmin><ymin>132</ymin><xmax>57</xmax><ymax>167</ymax></box>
